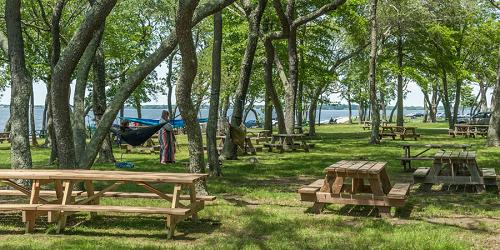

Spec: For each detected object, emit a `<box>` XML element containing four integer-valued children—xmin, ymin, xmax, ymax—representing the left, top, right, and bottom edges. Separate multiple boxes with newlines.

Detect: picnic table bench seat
<box><xmin>0</xmin><ymin>170</ymin><xmax>212</xmax><ymax>239</ymax></box>
<box><xmin>413</xmin><ymin>151</ymin><xmax>497</xmax><ymax>189</ymax></box>
<box><xmin>0</xmin><ymin>189</ymin><xmax>216</xmax><ymax>201</ymax></box>
<box><xmin>299</xmin><ymin>161</ymin><xmax>411</xmax><ymax>217</ymax></box>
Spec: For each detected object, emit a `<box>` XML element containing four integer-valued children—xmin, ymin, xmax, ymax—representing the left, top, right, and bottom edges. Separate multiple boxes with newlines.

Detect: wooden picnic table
<box><xmin>449</xmin><ymin>124</ymin><xmax>489</xmax><ymax>138</ymax></box>
<box><xmin>413</xmin><ymin>150</ymin><xmax>497</xmax><ymax>189</ymax></box>
<box><xmin>362</xmin><ymin>121</ymin><xmax>390</xmax><ymax>130</ymax></box>
<box><xmin>247</xmin><ymin>129</ymin><xmax>271</xmax><ymax>144</ymax></box>
<box><xmin>299</xmin><ymin>161</ymin><xmax>411</xmax><ymax>217</ymax></box>
<box><xmin>214</xmin><ymin>135</ymin><xmax>257</xmax><ymax>155</ymax></box>
<box><xmin>264</xmin><ymin>134</ymin><xmax>310</xmax><ymax>153</ymax></box>
<box><xmin>379</xmin><ymin>126</ymin><xmax>420</xmax><ymax>140</ymax></box>
<box><xmin>0</xmin><ymin>169</ymin><xmax>213</xmax><ymax>239</ymax></box>
<box><xmin>400</xmin><ymin>144</ymin><xmax>469</xmax><ymax>171</ymax></box>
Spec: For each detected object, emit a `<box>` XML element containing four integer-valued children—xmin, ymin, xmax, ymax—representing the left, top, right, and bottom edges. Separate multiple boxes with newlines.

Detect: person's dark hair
<box><xmin>120</xmin><ymin>120</ymin><xmax>130</xmax><ymax>131</ymax></box>
<box><xmin>162</xmin><ymin>110</ymin><xmax>170</xmax><ymax>120</ymax></box>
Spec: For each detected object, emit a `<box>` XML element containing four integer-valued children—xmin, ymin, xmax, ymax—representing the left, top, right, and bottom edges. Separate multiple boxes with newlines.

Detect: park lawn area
<box><xmin>0</xmin><ymin>121</ymin><xmax>498</xmax><ymax>249</ymax></box>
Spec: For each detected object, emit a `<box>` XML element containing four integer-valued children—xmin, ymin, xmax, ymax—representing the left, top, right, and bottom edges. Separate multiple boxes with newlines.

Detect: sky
<box><xmin>0</xmin><ymin>61</ymin><xmax>492</xmax><ymax>108</ymax></box>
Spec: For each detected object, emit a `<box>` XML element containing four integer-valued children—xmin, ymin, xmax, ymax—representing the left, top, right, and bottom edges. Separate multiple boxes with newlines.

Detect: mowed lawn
<box><xmin>0</xmin><ymin>121</ymin><xmax>499</xmax><ymax>249</ymax></box>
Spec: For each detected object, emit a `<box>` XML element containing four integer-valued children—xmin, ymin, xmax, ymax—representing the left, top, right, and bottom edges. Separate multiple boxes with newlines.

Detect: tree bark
<box><xmin>308</xmin><ymin>85</ymin><xmax>325</xmax><ymax>136</ymax></box>
<box><xmin>487</xmin><ymin>46</ymin><xmax>500</xmax><ymax>146</ymax></box>
<box><xmin>440</xmin><ymin>67</ymin><xmax>453</xmax><ymax>129</ymax></box>
<box><xmin>264</xmin><ymin>39</ymin><xmax>286</xmax><ymax>134</ymax></box>
<box><xmin>73</xmin><ymin>25</ymin><xmax>104</xmax><ymax>165</ymax></box>
<box><xmin>224</xmin><ymin>0</ymin><xmax>267</xmax><ymax>160</ymax></box>
<box><xmin>176</xmin><ymin>0</ymin><xmax>207</xmax><ymax>194</ymax></box>
<box><xmin>51</xmin><ymin>0</ymin><xmax>117</xmax><ymax>168</ymax></box>
<box><xmin>166</xmin><ymin>52</ymin><xmax>175</xmax><ymax>116</ymax></box>
<box><xmin>207</xmin><ymin>11</ymin><xmax>222</xmax><ymax>176</ymax></box>
<box><xmin>78</xmin><ymin>0</ymin><xmax>237</xmax><ymax>169</ymax></box>
<box><xmin>396</xmin><ymin>26</ymin><xmax>404</xmax><ymax>126</ymax></box>
<box><xmin>93</xmin><ymin>47</ymin><xmax>115</xmax><ymax>164</ymax></box>
<box><xmin>368</xmin><ymin>0</ymin><xmax>380</xmax><ymax>144</ymax></box>
<box><xmin>5</xmin><ymin>0</ymin><xmax>33</xmax><ymax>170</ymax></box>
<box><xmin>30</xmin><ymin>83</ymin><xmax>38</xmax><ymax>147</ymax></box>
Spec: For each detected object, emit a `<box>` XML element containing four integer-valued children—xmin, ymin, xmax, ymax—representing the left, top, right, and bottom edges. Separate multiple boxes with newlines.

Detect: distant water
<box><xmin>0</xmin><ymin>106</ymin><xmax>427</xmax><ymax>131</ymax></box>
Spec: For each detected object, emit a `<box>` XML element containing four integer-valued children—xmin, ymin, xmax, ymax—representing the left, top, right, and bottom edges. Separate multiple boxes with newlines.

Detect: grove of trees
<box><xmin>1</xmin><ymin>0</ymin><xmax>499</xmax><ymax>193</ymax></box>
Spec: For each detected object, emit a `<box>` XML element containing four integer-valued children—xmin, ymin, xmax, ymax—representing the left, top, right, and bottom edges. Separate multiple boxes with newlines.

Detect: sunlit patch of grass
<box><xmin>0</xmin><ymin>121</ymin><xmax>498</xmax><ymax>249</ymax></box>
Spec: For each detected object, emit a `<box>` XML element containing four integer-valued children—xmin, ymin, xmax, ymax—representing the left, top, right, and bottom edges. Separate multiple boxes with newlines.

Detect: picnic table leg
<box><xmin>84</xmin><ymin>180</ymin><xmax>98</xmax><ymax>218</ymax></box>
<box><xmin>189</xmin><ymin>184</ymin><xmax>198</xmax><ymax>222</ymax></box>
<box><xmin>57</xmin><ymin>181</ymin><xmax>74</xmax><ymax>234</ymax></box>
<box><xmin>166</xmin><ymin>184</ymin><xmax>182</xmax><ymax>239</ymax></box>
<box><xmin>48</xmin><ymin>180</ymin><xmax>64</xmax><ymax>223</ymax></box>
<box><xmin>26</xmin><ymin>180</ymin><xmax>41</xmax><ymax>233</ymax></box>
<box><xmin>368</xmin><ymin>177</ymin><xmax>391</xmax><ymax>218</ymax></box>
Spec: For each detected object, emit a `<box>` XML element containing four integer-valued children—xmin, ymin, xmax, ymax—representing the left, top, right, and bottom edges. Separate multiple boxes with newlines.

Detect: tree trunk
<box><xmin>478</xmin><ymin>75</ymin><xmax>488</xmax><ymax>112</ymax></box>
<box><xmin>5</xmin><ymin>0</ymin><xmax>33</xmax><ymax>170</ymax></box>
<box><xmin>30</xmin><ymin>83</ymin><xmax>38</xmax><ymax>147</ymax></box>
<box><xmin>284</xmin><ymin>28</ymin><xmax>298</xmax><ymax>134</ymax></box>
<box><xmin>206</xmin><ymin>11</ymin><xmax>222</xmax><ymax>176</ymax></box>
<box><xmin>221</xmin><ymin>94</ymin><xmax>230</xmax><ymax>119</ymax></box>
<box><xmin>42</xmin><ymin>91</ymin><xmax>48</xmax><ymax>132</ymax></box>
<box><xmin>73</xmin><ymin>25</ymin><xmax>104</xmax><ymax>165</ymax></box>
<box><xmin>166</xmin><ymin>52</ymin><xmax>175</xmax><ymax>117</ymax></box>
<box><xmin>47</xmin><ymin>83</ymin><xmax>58</xmax><ymax>164</ymax></box>
<box><xmin>453</xmin><ymin>79</ymin><xmax>462</xmax><ymax>125</ymax></box>
<box><xmin>368</xmin><ymin>0</ymin><xmax>380</xmax><ymax>144</ymax></box>
<box><xmin>441</xmin><ymin>67</ymin><xmax>453</xmax><ymax>129</ymax></box>
<box><xmin>224</xmin><ymin>0</ymin><xmax>266</xmax><ymax>160</ymax></box>
<box><xmin>51</xmin><ymin>0</ymin><xmax>117</xmax><ymax>169</ymax></box>
<box><xmin>77</xmin><ymin>0</ymin><xmax>236</xmax><ymax>169</ymax></box>
<box><xmin>487</xmin><ymin>46</ymin><xmax>500</xmax><ymax>146</ymax></box>
<box><xmin>176</xmin><ymin>0</ymin><xmax>207</xmax><ymax>194</ymax></box>
<box><xmin>134</xmin><ymin>97</ymin><xmax>142</xmax><ymax>118</ymax></box>
<box><xmin>264</xmin><ymin>39</ymin><xmax>286</xmax><ymax>134</ymax></box>
<box><xmin>93</xmin><ymin>47</ymin><xmax>115</xmax><ymax>164</ymax></box>
<box><xmin>389</xmin><ymin>100</ymin><xmax>398</xmax><ymax>123</ymax></box>
<box><xmin>396</xmin><ymin>17</ymin><xmax>404</xmax><ymax>126</ymax></box>
<box><xmin>308</xmin><ymin>85</ymin><xmax>324</xmax><ymax>136</ymax></box>
<box><xmin>347</xmin><ymin>93</ymin><xmax>353</xmax><ymax>124</ymax></box>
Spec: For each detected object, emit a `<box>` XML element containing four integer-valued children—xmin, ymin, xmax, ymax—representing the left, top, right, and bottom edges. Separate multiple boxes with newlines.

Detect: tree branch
<box><xmin>292</xmin><ymin>0</ymin><xmax>346</xmax><ymax>28</ymax></box>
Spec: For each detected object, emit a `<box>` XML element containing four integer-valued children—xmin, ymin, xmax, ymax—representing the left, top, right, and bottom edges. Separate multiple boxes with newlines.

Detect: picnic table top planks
<box><xmin>324</xmin><ymin>160</ymin><xmax>386</xmax><ymax>175</ymax></box>
<box><xmin>0</xmin><ymin>169</ymin><xmax>207</xmax><ymax>183</ymax></box>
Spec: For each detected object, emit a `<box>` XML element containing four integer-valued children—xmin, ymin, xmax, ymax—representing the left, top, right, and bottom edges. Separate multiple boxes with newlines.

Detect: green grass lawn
<box><xmin>0</xmin><ymin>120</ymin><xmax>499</xmax><ymax>249</ymax></box>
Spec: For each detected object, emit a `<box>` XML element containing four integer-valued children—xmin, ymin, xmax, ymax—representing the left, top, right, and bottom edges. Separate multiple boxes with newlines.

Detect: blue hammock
<box><xmin>120</xmin><ymin>117</ymin><xmax>208</xmax><ymax>129</ymax></box>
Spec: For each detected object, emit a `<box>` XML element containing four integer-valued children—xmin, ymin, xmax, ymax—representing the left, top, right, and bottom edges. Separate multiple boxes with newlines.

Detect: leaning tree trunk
<box><xmin>51</xmin><ymin>0</ymin><xmax>117</xmax><ymax>169</ymax></box>
<box><xmin>206</xmin><ymin>11</ymin><xmax>222</xmax><ymax>176</ymax></box>
<box><xmin>29</xmin><ymin>83</ymin><xmax>38</xmax><ymax>146</ymax></box>
<box><xmin>487</xmin><ymin>46</ymin><xmax>500</xmax><ymax>146</ymax></box>
<box><xmin>5</xmin><ymin>0</ymin><xmax>33</xmax><ymax>171</ymax></box>
<box><xmin>308</xmin><ymin>85</ymin><xmax>324</xmax><ymax>136</ymax></box>
<box><xmin>224</xmin><ymin>0</ymin><xmax>266</xmax><ymax>160</ymax></box>
<box><xmin>73</xmin><ymin>25</ymin><xmax>104</xmax><ymax>165</ymax></box>
<box><xmin>264</xmin><ymin>38</ymin><xmax>286</xmax><ymax>134</ymax></box>
<box><xmin>93</xmin><ymin>47</ymin><xmax>115</xmax><ymax>164</ymax></box>
<box><xmin>368</xmin><ymin>0</ymin><xmax>380</xmax><ymax>144</ymax></box>
<box><xmin>175</xmin><ymin>0</ymin><xmax>207</xmax><ymax>194</ymax></box>
<box><xmin>77</xmin><ymin>0</ymin><xmax>237</xmax><ymax>170</ymax></box>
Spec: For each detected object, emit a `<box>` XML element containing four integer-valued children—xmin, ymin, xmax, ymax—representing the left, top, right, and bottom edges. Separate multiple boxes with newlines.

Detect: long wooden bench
<box><xmin>0</xmin><ymin>189</ymin><xmax>216</xmax><ymax>201</ymax></box>
<box><xmin>0</xmin><ymin>203</ymin><xmax>197</xmax><ymax>238</ymax></box>
<box><xmin>298</xmin><ymin>179</ymin><xmax>411</xmax><ymax>209</ymax></box>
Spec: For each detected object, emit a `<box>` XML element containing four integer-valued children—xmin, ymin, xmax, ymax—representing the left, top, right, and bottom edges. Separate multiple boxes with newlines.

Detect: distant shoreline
<box><xmin>0</xmin><ymin>104</ymin><xmax>437</xmax><ymax>111</ymax></box>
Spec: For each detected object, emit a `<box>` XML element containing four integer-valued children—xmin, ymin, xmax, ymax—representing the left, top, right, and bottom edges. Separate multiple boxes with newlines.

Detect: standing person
<box><xmin>159</xmin><ymin>110</ymin><xmax>176</xmax><ymax>164</ymax></box>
